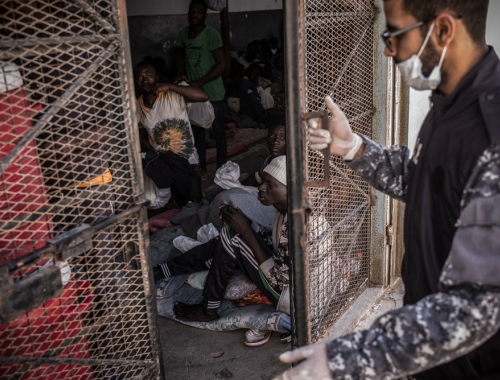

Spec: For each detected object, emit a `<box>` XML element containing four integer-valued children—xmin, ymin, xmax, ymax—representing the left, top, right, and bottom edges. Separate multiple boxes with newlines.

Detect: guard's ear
<box><xmin>434</xmin><ymin>13</ymin><xmax>456</xmax><ymax>48</ymax></box>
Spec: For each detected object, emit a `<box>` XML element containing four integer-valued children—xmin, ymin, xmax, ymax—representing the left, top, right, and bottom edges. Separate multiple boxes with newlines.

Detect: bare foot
<box><xmin>174</xmin><ymin>302</ymin><xmax>218</xmax><ymax>322</ymax></box>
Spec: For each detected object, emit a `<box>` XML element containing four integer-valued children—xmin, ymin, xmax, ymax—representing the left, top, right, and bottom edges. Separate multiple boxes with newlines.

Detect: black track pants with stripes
<box><xmin>161</xmin><ymin>227</ymin><xmax>280</xmax><ymax>310</ymax></box>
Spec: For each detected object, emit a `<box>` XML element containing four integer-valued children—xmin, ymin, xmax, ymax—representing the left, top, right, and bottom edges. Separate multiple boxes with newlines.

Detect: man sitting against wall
<box><xmin>134</xmin><ymin>61</ymin><xmax>208</xmax><ymax>206</ymax></box>
<box><xmin>153</xmin><ymin>156</ymin><xmax>290</xmax><ymax>345</ymax></box>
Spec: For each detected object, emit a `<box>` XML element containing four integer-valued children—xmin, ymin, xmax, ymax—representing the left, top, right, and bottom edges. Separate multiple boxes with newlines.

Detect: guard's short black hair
<box><xmin>400</xmin><ymin>0</ymin><xmax>489</xmax><ymax>45</ymax></box>
<box><xmin>189</xmin><ymin>0</ymin><xmax>208</xmax><ymax>11</ymax></box>
<box><xmin>134</xmin><ymin>61</ymin><xmax>157</xmax><ymax>76</ymax></box>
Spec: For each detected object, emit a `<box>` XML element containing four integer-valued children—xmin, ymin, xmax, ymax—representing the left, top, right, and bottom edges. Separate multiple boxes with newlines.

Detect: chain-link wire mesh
<box><xmin>0</xmin><ymin>0</ymin><xmax>161</xmax><ymax>378</ymax></box>
<box><xmin>303</xmin><ymin>0</ymin><xmax>375</xmax><ymax>342</ymax></box>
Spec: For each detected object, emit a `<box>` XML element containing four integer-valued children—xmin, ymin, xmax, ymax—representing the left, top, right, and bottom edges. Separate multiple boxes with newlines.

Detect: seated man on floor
<box><xmin>134</xmin><ymin>61</ymin><xmax>208</xmax><ymax>206</ymax></box>
<box><xmin>154</xmin><ymin>156</ymin><xmax>289</xmax><ymax>323</ymax></box>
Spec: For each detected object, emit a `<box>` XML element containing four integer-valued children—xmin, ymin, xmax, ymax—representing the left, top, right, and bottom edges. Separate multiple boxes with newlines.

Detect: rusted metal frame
<box><xmin>68</xmin><ymin>0</ymin><xmax>117</xmax><ymax>33</ymax></box>
<box><xmin>0</xmin><ymin>356</ymin><xmax>155</xmax><ymax>367</ymax></box>
<box><xmin>306</xmin><ymin>11</ymin><xmax>373</xmax><ymax>18</ymax></box>
<box><xmin>6</xmin><ymin>202</ymin><xmax>144</xmax><ymax>273</ymax></box>
<box><xmin>0</xmin><ymin>42</ymin><xmax>118</xmax><ymax>176</ymax></box>
<box><xmin>0</xmin><ymin>34</ymin><xmax>120</xmax><ymax>50</ymax></box>
<box><xmin>311</xmin><ymin>205</ymin><xmax>369</xmax><ymax>337</ymax></box>
<box><xmin>285</xmin><ymin>0</ymin><xmax>312</xmax><ymax>348</ymax></box>
<box><xmin>115</xmin><ymin>0</ymin><xmax>165</xmax><ymax>377</ymax></box>
<box><xmin>302</xmin><ymin>111</ymin><xmax>330</xmax><ymax>187</ymax></box>
<box><xmin>319</xmin><ymin>14</ymin><xmax>375</xmax><ymax>111</ymax></box>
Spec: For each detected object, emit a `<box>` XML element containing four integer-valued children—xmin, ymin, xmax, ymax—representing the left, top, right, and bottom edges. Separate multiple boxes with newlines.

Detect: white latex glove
<box><xmin>308</xmin><ymin>96</ymin><xmax>362</xmax><ymax>160</ymax></box>
<box><xmin>273</xmin><ymin>344</ymin><xmax>333</xmax><ymax>380</ymax></box>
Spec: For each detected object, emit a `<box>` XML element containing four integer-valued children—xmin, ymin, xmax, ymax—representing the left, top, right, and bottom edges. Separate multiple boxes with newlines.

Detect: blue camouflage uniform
<box><xmin>324</xmin><ymin>48</ymin><xmax>500</xmax><ymax>379</ymax></box>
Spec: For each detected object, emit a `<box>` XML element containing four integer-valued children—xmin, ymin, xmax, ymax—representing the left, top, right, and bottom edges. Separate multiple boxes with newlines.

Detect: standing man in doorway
<box><xmin>275</xmin><ymin>0</ymin><xmax>500</xmax><ymax>379</ymax></box>
<box><xmin>177</xmin><ymin>0</ymin><xmax>227</xmax><ymax>170</ymax></box>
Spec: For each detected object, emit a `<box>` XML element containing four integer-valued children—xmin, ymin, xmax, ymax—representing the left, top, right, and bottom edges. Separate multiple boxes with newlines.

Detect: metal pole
<box><xmin>220</xmin><ymin>0</ymin><xmax>231</xmax><ymax>77</ymax></box>
<box><xmin>284</xmin><ymin>0</ymin><xmax>311</xmax><ymax>348</ymax></box>
<box><xmin>116</xmin><ymin>0</ymin><xmax>165</xmax><ymax>378</ymax></box>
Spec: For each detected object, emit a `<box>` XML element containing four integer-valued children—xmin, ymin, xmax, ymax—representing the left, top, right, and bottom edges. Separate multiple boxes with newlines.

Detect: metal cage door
<box><xmin>0</xmin><ymin>0</ymin><xmax>163</xmax><ymax>378</ymax></box>
<box><xmin>285</xmin><ymin>0</ymin><xmax>376</xmax><ymax>346</ymax></box>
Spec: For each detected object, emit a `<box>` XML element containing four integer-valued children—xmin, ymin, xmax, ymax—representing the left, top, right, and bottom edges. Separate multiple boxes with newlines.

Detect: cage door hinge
<box><xmin>386</xmin><ymin>225</ymin><xmax>393</xmax><ymax>246</ymax></box>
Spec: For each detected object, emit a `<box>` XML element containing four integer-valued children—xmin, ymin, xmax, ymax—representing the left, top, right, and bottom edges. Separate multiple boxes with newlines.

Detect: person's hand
<box><xmin>308</xmin><ymin>96</ymin><xmax>363</xmax><ymax>159</ymax></box>
<box><xmin>273</xmin><ymin>344</ymin><xmax>332</xmax><ymax>380</ymax></box>
<box><xmin>220</xmin><ymin>205</ymin><xmax>251</xmax><ymax>235</ymax></box>
<box><xmin>151</xmin><ymin>82</ymin><xmax>171</xmax><ymax>95</ymax></box>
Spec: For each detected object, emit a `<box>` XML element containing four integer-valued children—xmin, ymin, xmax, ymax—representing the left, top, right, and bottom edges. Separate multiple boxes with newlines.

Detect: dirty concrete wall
<box><xmin>126</xmin><ymin>0</ymin><xmax>284</xmax><ymax>73</ymax></box>
<box><xmin>407</xmin><ymin>0</ymin><xmax>500</xmax><ymax>152</ymax></box>
<box><xmin>127</xmin><ymin>11</ymin><xmax>283</xmax><ymax>72</ymax></box>
<box><xmin>126</xmin><ymin>0</ymin><xmax>283</xmax><ymax>16</ymax></box>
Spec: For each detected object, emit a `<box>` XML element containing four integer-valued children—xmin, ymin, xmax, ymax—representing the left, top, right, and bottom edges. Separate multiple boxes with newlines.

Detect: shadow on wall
<box><xmin>127</xmin><ymin>10</ymin><xmax>284</xmax><ymax>77</ymax></box>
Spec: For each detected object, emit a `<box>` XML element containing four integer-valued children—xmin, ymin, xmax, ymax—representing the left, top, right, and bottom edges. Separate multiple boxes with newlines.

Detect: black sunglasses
<box><xmin>381</xmin><ymin>15</ymin><xmax>461</xmax><ymax>52</ymax></box>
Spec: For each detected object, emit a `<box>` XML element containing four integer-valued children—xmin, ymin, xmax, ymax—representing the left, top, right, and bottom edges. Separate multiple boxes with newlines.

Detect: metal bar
<box><xmin>0</xmin><ymin>356</ymin><xmax>155</xmax><ymax>367</ymax></box>
<box><xmin>348</xmin><ymin>108</ymin><xmax>375</xmax><ymax>124</ymax></box>
<box><xmin>319</xmin><ymin>15</ymin><xmax>374</xmax><ymax>110</ymax></box>
<box><xmin>68</xmin><ymin>0</ymin><xmax>117</xmax><ymax>33</ymax></box>
<box><xmin>115</xmin><ymin>0</ymin><xmax>165</xmax><ymax>377</ymax></box>
<box><xmin>305</xmin><ymin>11</ymin><xmax>373</xmax><ymax>17</ymax></box>
<box><xmin>0</xmin><ymin>34</ymin><xmax>120</xmax><ymax>49</ymax></box>
<box><xmin>285</xmin><ymin>0</ymin><xmax>311</xmax><ymax>348</ymax></box>
<box><xmin>6</xmin><ymin>203</ymin><xmax>143</xmax><ymax>272</ymax></box>
<box><xmin>0</xmin><ymin>43</ymin><xmax>117</xmax><ymax>176</ymax></box>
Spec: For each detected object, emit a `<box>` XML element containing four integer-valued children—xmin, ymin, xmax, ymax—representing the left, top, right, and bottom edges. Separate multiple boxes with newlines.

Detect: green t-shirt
<box><xmin>178</xmin><ymin>25</ymin><xmax>225</xmax><ymax>102</ymax></box>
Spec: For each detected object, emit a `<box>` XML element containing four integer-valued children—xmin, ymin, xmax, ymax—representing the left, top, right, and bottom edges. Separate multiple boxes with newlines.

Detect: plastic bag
<box><xmin>214</xmin><ymin>161</ymin><xmax>241</xmax><ymax>189</ymax></box>
<box><xmin>196</xmin><ymin>223</ymin><xmax>219</xmax><ymax>243</ymax></box>
<box><xmin>144</xmin><ymin>175</ymin><xmax>171</xmax><ymax>209</ymax></box>
<box><xmin>187</xmin><ymin>100</ymin><xmax>215</xmax><ymax>129</ymax></box>
<box><xmin>187</xmin><ymin>270</ymin><xmax>257</xmax><ymax>300</ymax></box>
<box><xmin>173</xmin><ymin>235</ymin><xmax>202</xmax><ymax>253</ymax></box>
<box><xmin>259</xmin><ymin>87</ymin><xmax>274</xmax><ymax>109</ymax></box>
<box><xmin>207</xmin><ymin>0</ymin><xmax>226</xmax><ymax>11</ymax></box>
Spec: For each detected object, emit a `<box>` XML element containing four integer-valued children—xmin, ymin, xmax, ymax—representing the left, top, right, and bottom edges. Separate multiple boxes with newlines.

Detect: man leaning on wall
<box><xmin>275</xmin><ymin>0</ymin><xmax>500</xmax><ymax>379</ymax></box>
<box><xmin>176</xmin><ymin>0</ymin><xmax>227</xmax><ymax>171</ymax></box>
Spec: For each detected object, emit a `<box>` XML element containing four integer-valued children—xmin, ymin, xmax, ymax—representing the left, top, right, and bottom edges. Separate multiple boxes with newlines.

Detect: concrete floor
<box><xmin>156</xmin><ymin>141</ymin><xmax>291</xmax><ymax>379</ymax></box>
<box><xmin>158</xmin><ymin>317</ymin><xmax>290</xmax><ymax>379</ymax></box>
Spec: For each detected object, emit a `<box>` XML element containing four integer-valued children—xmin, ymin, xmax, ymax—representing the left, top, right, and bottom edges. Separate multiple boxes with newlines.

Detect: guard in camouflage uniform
<box><xmin>275</xmin><ymin>0</ymin><xmax>500</xmax><ymax>379</ymax></box>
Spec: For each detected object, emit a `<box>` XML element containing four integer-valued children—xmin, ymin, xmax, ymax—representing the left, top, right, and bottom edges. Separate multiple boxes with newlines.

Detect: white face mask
<box><xmin>396</xmin><ymin>22</ymin><xmax>448</xmax><ymax>91</ymax></box>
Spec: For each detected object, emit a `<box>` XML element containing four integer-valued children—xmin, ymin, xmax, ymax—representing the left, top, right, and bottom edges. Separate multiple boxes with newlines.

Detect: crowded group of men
<box><xmin>133</xmin><ymin>0</ymin><xmax>500</xmax><ymax>378</ymax></box>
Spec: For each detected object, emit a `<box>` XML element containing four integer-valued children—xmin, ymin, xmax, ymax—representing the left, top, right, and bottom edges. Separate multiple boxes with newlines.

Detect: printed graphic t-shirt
<box><xmin>138</xmin><ymin>91</ymin><xmax>199</xmax><ymax>165</ymax></box>
<box><xmin>177</xmin><ymin>26</ymin><xmax>225</xmax><ymax>102</ymax></box>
